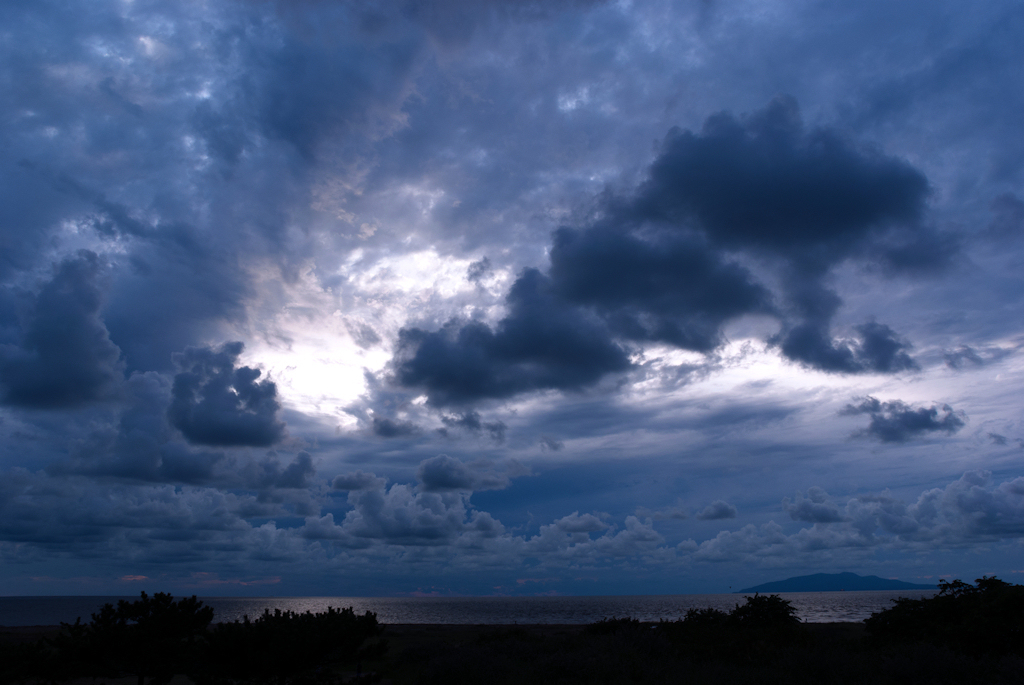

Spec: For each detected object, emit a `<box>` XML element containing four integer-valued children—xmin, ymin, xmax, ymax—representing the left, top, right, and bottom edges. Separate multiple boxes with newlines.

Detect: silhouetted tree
<box><xmin>730</xmin><ymin>593</ymin><xmax>800</xmax><ymax>631</ymax></box>
<box><xmin>865</xmin><ymin>576</ymin><xmax>1024</xmax><ymax>656</ymax></box>
<box><xmin>195</xmin><ymin>606</ymin><xmax>385</xmax><ymax>685</ymax></box>
<box><xmin>584</xmin><ymin>617</ymin><xmax>642</xmax><ymax>635</ymax></box>
<box><xmin>51</xmin><ymin>592</ymin><xmax>214</xmax><ymax>685</ymax></box>
<box><xmin>661</xmin><ymin>594</ymin><xmax>800</xmax><ymax>661</ymax></box>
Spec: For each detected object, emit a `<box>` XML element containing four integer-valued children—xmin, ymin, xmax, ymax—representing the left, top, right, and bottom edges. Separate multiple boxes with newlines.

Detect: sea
<box><xmin>0</xmin><ymin>590</ymin><xmax>935</xmax><ymax>627</ymax></box>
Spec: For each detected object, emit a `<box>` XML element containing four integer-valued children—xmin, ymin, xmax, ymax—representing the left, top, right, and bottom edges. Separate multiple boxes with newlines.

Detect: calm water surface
<box><xmin>0</xmin><ymin>590</ymin><xmax>935</xmax><ymax>626</ymax></box>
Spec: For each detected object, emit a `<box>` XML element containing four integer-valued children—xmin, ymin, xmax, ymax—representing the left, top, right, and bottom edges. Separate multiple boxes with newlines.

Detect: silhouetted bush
<box><xmin>680</xmin><ymin>606</ymin><xmax>730</xmax><ymax>628</ymax></box>
<box><xmin>48</xmin><ymin>592</ymin><xmax>214</xmax><ymax>685</ymax></box>
<box><xmin>730</xmin><ymin>592</ymin><xmax>800</xmax><ymax>631</ymax></box>
<box><xmin>583</xmin><ymin>616</ymin><xmax>641</xmax><ymax>635</ymax></box>
<box><xmin>865</xmin><ymin>576</ymin><xmax>1024</xmax><ymax>656</ymax></box>
<box><xmin>195</xmin><ymin>605</ymin><xmax>385</xmax><ymax>685</ymax></box>
<box><xmin>659</xmin><ymin>593</ymin><xmax>802</xmax><ymax>661</ymax></box>
<box><xmin>29</xmin><ymin>594</ymin><xmax>385</xmax><ymax>685</ymax></box>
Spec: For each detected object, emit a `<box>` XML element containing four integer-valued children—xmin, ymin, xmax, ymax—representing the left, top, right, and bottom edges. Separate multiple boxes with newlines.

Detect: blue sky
<box><xmin>1</xmin><ymin>0</ymin><xmax>1023</xmax><ymax>596</ymax></box>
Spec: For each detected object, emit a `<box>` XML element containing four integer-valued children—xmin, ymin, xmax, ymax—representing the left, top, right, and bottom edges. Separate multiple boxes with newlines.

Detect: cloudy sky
<box><xmin>2</xmin><ymin>0</ymin><xmax>1023</xmax><ymax>597</ymax></box>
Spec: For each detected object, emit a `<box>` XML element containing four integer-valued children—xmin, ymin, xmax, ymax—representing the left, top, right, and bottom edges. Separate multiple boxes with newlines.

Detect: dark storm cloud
<box><xmin>57</xmin><ymin>372</ymin><xmax>223</xmax><ymax>484</ymax></box>
<box><xmin>778</xmin><ymin>319</ymin><xmax>917</xmax><ymax>374</ymax></box>
<box><xmin>417</xmin><ymin>454</ymin><xmax>476</xmax><ymax>491</ymax></box>
<box><xmin>767</xmin><ymin>276</ymin><xmax>861</xmax><ymax>374</ymax></box>
<box><xmin>54</xmin><ymin>373</ymin><xmax>311</xmax><ymax>490</ymax></box>
<box><xmin>0</xmin><ymin>468</ymin><xmax>308</xmax><ymax>565</ymax></box>
<box><xmin>842</xmin><ymin>396</ymin><xmax>966</xmax><ymax>443</ymax></box>
<box><xmin>927</xmin><ymin>472</ymin><xmax>1024</xmax><ymax>538</ymax></box>
<box><xmin>782</xmin><ymin>487</ymin><xmax>847</xmax><ymax>523</ymax></box>
<box><xmin>250</xmin><ymin>17</ymin><xmax>420</xmax><ymax>160</ymax></box>
<box><xmin>695</xmin><ymin>500</ymin><xmax>737</xmax><ymax>520</ymax></box>
<box><xmin>312</xmin><ymin>464</ymin><xmax>510</xmax><ymax>547</ymax></box>
<box><xmin>390</xmin><ymin>97</ymin><xmax>937</xmax><ymax>403</ymax></box>
<box><xmin>549</xmin><ymin>226</ymin><xmax>772</xmax><ymax>351</ymax></box>
<box><xmin>691</xmin><ymin>473</ymin><xmax>1024</xmax><ymax>564</ymax></box>
<box><xmin>621</xmin><ymin>97</ymin><xmax>936</xmax><ymax>373</ymax></box>
<box><xmin>332</xmin><ymin>471</ymin><xmax>386</xmax><ymax>491</ymax></box>
<box><xmin>872</xmin><ymin>231</ymin><xmax>959</xmax><ymax>276</ymax></box>
<box><xmin>16</xmin><ymin>117</ymin><xmax>255</xmax><ymax>375</ymax></box>
<box><xmin>168</xmin><ymin>342</ymin><xmax>285</xmax><ymax>447</ymax></box>
<box><xmin>416</xmin><ymin>454</ymin><xmax>517</xmax><ymax>492</ymax></box>
<box><xmin>944</xmin><ymin>345</ymin><xmax>984</xmax><ymax>368</ymax></box>
<box><xmin>372</xmin><ymin>416</ymin><xmax>420</xmax><ymax>438</ymax></box>
<box><xmin>550</xmin><ymin>511</ymin><xmax>608</xmax><ymax>533</ymax></box>
<box><xmin>0</xmin><ymin>251</ymin><xmax>123</xmax><ymax>409</ymax></box>
<box><xmin>267</xmin><ymin>452</ymin><xmax>316</xmax><ymax>489</ymax></box>
<box><xmin>632</xmin><ymin>96</ymin><xmax>930</xmax><ymax>262</ymax></box>
<box><xmin>439</xmin><ymin>411</ymin><xmax>507</xmax><ymax>442</ymax></box>
<box><xmin>395</xmin><ymin>268</ymin><xmax>630</xmax><ymax>405</ymax></box>
<box><xmin>539</xmin><ymin>435</ymin><xmax>564</xmax><ymax>451</ymax></box>
<box><xmin>103</xmin><ymin>223</ymin><xmax>254</xmax><ymax>374</ymax></box>
<box><xmin>943</xmin><ymin>344</ymin><xmax>1015</xmax><ymax>370</ymax></box>
<box><xmin>853</xmin><ymin>322</ymin><xmax>918</xmax><ymax>373</ymax></box>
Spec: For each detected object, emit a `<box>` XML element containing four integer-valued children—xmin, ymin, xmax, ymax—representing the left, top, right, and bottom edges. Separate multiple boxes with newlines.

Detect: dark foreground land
<box><xmin>3</xmin><ymin>578</ymin><xmax>1023</xmax><ymax>685</ymax></box>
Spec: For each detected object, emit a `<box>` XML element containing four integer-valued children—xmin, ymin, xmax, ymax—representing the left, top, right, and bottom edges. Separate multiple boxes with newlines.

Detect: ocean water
<box><xmin>0</xmin><ymin>590</ymin><xmax>934</xmax><ymax>627</ymax></box>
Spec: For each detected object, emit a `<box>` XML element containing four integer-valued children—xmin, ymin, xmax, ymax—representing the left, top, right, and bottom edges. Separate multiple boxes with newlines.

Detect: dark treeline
<box><xmin>864</xmin><ymin>575</ymin><xmax>1024</xmax><ymax>656</ymax></box>
<box><xmin>0</xmin><ymin>592</ymin><xmax>385</xmax><ymax>685</ymax></box>
<box><xmin>407</xmin><ymin>582</ymin><xmax>1024</xmax><ymax>685</ymax></box>
<box><xmin>2</xmin><ymin>578</ymin><xmax>1023</xmax><ymax>684</ymax></box>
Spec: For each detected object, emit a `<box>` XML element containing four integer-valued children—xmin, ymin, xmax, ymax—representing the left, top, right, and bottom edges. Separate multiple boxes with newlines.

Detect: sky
<box><xmin>1</xmin><ymin>0</ymin><xmax>1023</xmax><ymax>597</ymax></box>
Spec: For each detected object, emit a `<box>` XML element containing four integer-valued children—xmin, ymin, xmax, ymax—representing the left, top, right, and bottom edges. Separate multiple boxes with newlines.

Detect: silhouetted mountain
<box><xmin>737</xmin><ymin>572</ymin><xmax>936</xmax><ymax>593</ymax></box>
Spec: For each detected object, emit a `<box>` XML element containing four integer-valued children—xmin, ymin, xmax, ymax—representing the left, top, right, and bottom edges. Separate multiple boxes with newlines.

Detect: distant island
<box><xmin>737</xmin><ymin>572</ymin><xmax>937</xmax><ymax>593</ymax></box>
